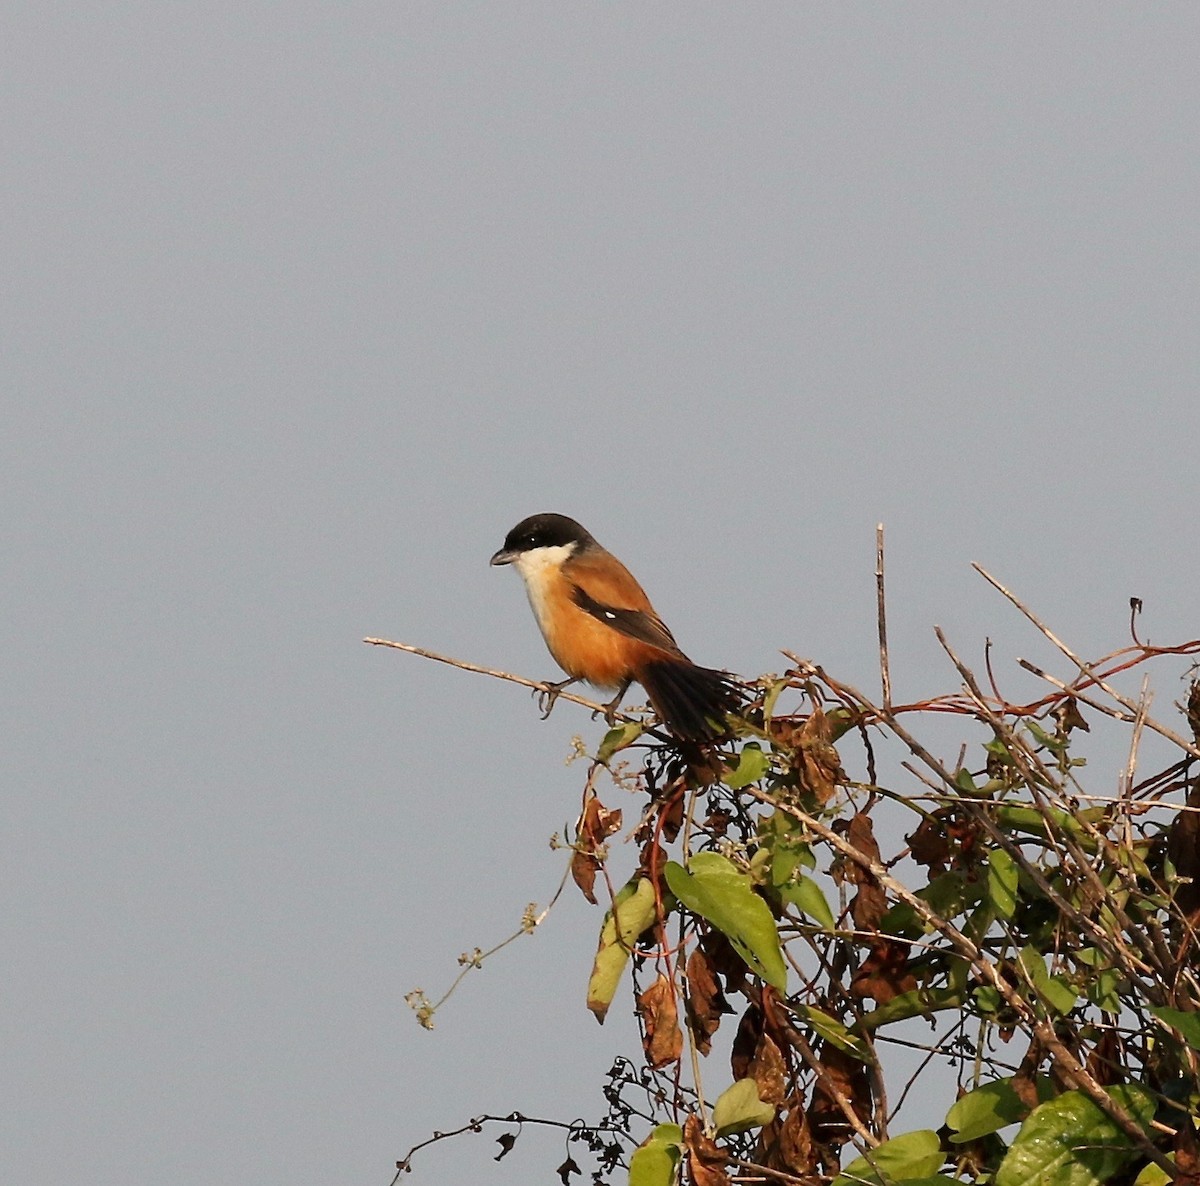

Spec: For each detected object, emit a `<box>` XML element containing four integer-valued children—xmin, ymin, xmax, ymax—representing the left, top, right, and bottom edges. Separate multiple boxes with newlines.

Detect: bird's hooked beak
<box><xmin>490</xmin><ymin>547</ymin><xmax>517</xmax><ymax>566</ymax></box>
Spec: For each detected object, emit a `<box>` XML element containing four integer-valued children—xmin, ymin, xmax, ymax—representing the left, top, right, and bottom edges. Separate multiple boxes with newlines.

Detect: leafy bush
<box><xmin>385</xmin><ymin>581</ymin><xmax>1200</xmax><ymax>1186</ymax></box>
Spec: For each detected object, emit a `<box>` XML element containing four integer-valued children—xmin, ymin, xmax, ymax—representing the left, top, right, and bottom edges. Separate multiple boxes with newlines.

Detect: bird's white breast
<box><xmin>511</xmin><ymin>543</ymin><xmax>577</xmax><ymax>640</ymax></box>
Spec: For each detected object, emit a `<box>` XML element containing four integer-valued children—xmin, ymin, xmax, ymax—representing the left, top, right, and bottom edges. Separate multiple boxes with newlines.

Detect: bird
<box><xmin>490</xmin><ymin>513</ymin><xmax>743</xmax><ymax>743</ymax></box>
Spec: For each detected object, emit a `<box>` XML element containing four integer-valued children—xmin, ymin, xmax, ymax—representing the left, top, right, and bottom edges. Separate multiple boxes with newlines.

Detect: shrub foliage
<box><xmin>394</xmin><ymin>600</ymin><xmax>1200</xmax><ymax>1186</ymax></box>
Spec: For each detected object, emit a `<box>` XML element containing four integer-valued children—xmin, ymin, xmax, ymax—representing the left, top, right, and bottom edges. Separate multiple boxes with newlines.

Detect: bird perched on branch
<box><xmin>490</xmin><ymin>514</ymin><xmax>743</xmax><ymax>743</ymax></box>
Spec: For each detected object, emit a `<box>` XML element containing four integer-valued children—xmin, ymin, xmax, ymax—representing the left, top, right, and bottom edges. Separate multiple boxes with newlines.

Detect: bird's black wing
<box><xmin>570</xmin><ymin>584</ymin><xmax>685</xmax><ymax>658</ymax></box>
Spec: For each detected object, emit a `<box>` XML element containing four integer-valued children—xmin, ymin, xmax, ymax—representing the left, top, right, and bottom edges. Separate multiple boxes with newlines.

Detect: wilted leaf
<box><xmin>639</xmin><ymin>974</ymin><xmax>684</xmax><ymax>1069</ymax></box>
<box><xmin>683</xmin><ymin>1115</ymin><xmax>728</xmax><ymax>1186</ymax></box>
<box><xmin>659</xmin><ymin>791</ymin><xmax>685</xmax><ymax>843</ymax></box>
<box><xmin>701</xmin><ymin>928</ymin><xmax>748</xmax><ymax>996</ymax></box>
<box><xmin>556</xmin><ymin>1155</ymin><xmax>580</xmax><ymax>1184</ymax></box>
<box><xmin>750</xmin><ymin>1033</ymin><xmax>788</xmax><ymax>1106</ymax></box>
<box><xmin>1175</xmin><ymin>1117</ymin><xmax>1199</xmax><ymax>1186</ymax></box>
<box><xmin>685</xmin><ymin>947</ymin><xmax>728</xmax><ymax>1056</ymax></box>
<box><xmin>730</xmin><ymin>1003</ymin><xmax>762</xmax><ymax>1082</ymax></box>
<box><xmin>833</xmin><ymin>1129</ymin><xmax>944</xmax><ymax>1186</ymax></box>
<box><xmin>995</xmin><ymin>1085</ymin><xmax>1155</xmax><ymax>1186</ymax></box>
<box><xmin>664</xmin><ymin>853</ymin><xmax>787</xmax><ymax>992</ymax></box>
<box><xmin>629</xmin><ymin>1123</ymin><xmax>682</xmax><ymax>1186</ymax></box>
<box><xmin>586</xmin><ymin>877</ymin><xmax>658</xmax><ymax>1023</ymax></box>
<box><xmin>1169</xmin><ymin>785</ymin><xmax>1200</xmax><ymax>926</ymax></box>
<box><xmin>850</xmin><ymin>939</ymin><xmax>918</xmax><ymax>1005</ymax></box>
<box><xmin>1086</xmin><ymin>1028</ymin><xmax>1121</xmax><ymax>1088</ymax></box>
<box><xmin>494</xmin><ymin>1132</ymin><xmax>517</xmax><ymax>1161</ymax></box>
<box><xmin>1054</xmin><ymin>696</ymin><xmax>1090</xmax><ymax>735</ymax></box>
<box><xmin>776</xmin><ymin>1094</ymin><xmax>816</xmax><ymax>1176</ymax></box>
<box><xmin>571</xmin><ymin>796</ymin><xmax>623</xmax><ymax>905</ymax></box>
<box><xmin>832</xmin><ymin>814</ymin><xmax>888</xmax><ymax>930</ymax></box>
<box><xmin>810</xmin><ymin>1045</ymin><xmax>872</xmax><ymax>1151</ymax></box>
<box><xmin>796</xmin><ymin>707</ymin><xmax>843</xmax><ymax>804</ymax></box>
<box><xmin>713</xmin><ymin>1078</ymin><xmax>776</xmax><ymax>1136</ymax></box>
<box><xmin>908</xmin><ymin>814</ymin><xmax>952</xmax><ymax>873</ymax></box>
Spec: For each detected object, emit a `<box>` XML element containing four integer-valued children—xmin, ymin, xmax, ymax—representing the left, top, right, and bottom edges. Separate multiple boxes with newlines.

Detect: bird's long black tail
<box><xmin>639</xmin><ymin>659</ymin><xmax>744</xmax><ymax>744</ymax></box>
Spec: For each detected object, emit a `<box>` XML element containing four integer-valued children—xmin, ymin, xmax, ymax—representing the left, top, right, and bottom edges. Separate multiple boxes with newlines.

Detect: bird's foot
<box><xmin>535</xmin><ymin>677</ymin><xmax>578</xmax><ymax>719</ymax></box>
<box><xmin>592</xmin><ymin>680</ymin><xmax>632</xmax><ymax>726</ymax></box>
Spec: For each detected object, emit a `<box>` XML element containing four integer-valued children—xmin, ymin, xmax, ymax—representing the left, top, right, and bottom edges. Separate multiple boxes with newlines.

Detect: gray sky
<box><xmin>4</xmin><ymin>5</ymin><xmax>1199</xmax><ymax>1183</ymax></box>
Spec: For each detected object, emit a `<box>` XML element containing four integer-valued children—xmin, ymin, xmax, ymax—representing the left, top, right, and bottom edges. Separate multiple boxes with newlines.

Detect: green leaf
<box><xmin>857</xmin><ymin>984</ymin><xmax>966</xmax><ymax>1031</ymax></box>
<box><xmin>1133</xmin><ymin>1161</ymin><xmax>1173</xmax><ymax>1186</ymax></box>
<box><xmin>954</xmin><ymin>767</ymin><xmax>979</xmax><ymax>794</ymax></box>
<box><xmin>995</xmin><ymin>1085</ymin><xmax>1155</xmax><ymax>1186</ymax></box>
<box><xmin>1018</xmin><ymin>947</ymin><xmax>1078</xmax><ymax>1016</ymax></box>
<box><xmin>879</xmin><ymin>1179</ymin><xmax>966</xmax><ymax>1186</ymax></box>
<box><xmin>597</xmin><ymin>720</ymin><xmax>644</xmax><ymax>763</ymax></box>
<box><xmin>994</xmin><ymin>805</ymin><xmax>1102</xmax><ymax>853</ymax></box>
<box><xmin>833</xmin><ymin>1129</ymin><xmax>944</xmax><ymax>1186</ymax></box>
<box><xmin>664</xmin><ymin>853</ymin><xmax>787</xmax><ymax>991</ymax></box>
<box><xmin>987</xmin><ymin>849</ymin><xmax>1019</xmax><ymax>920</ymax></box>
<box><xmin>761</xmin><ymin>679</ymin><xmax>788</xmax><ymax>726</ymax></box>
<box><xmin>712</xmin><ymin>1078</ymin><xmax>775</xmax><ymax>1136</ymax></box>
<box><xmin>1086</xmin><ymin>967</ymin><xmax>1122</xmax><ymax>1015</ymax></box>
<box><xmin>1149</xmin><ymin>1005</ymin><xmax>1200</xmax><ymax>1049</ymax></box>
<box><xmin>628</xmin><ymin>1123</ymin><xmax>682</xmax><ymax>1186</ymax></box>
<box><xmin>780</xmin><ymin>873</ymin><xmax>835</xmax><ymax>931</ymax></box>
<box><xmin>768</xmin><ymin>843</ymin><xmax>800</xmax><ymax>887</ymax></box>
<box><xmin>586</xmin><ymin>877</ymin><xmax>658</xmax><ymax>1023</ymax></box>
<box><xmin>946</xmin><ymin>1078</ymin><xmax>1028</xmax><ymax>1143</ymax></box>
<box><xmin>789</xmin><ymin>1003</ymin><xmax>871</xmax><ymax>1061</ymax></box>
<box><xmin>725</xmin><ymin>743</ymin><xmax>770</xmax><ymax>789</ymax></box>
<box><xmin>1025</xmin><ymin>719</ymin><xmax>1066</xmax><ymax>753</ymax></box>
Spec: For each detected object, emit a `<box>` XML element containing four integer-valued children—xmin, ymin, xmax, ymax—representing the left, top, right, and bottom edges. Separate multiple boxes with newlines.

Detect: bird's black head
<box><xmin>490</xmin><ymin>514</ymin><xmax>596</xmax><ymax>566</ymax></box>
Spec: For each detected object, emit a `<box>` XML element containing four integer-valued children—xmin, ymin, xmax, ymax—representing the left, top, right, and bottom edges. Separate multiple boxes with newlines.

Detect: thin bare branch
<box><xmin>876</xmin><ymin>524</ymin><xmax>892</xmax><ymax>710</ymax></box>
<box><xmin>972</xmin><ymin>565</ymin><xmax>1200</xmax><ymax>760</ymax></box>
<box><xmin>363</xmin><ymin>636</ymin><xmax>636</xmax><ymax>721</ymax></box>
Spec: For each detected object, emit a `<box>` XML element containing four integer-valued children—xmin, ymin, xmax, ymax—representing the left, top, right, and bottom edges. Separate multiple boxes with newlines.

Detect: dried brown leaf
<box><xmin>683</xmin><ymin>1115</ymin><xmax>728</xmax><ymax>1186</ymax></box>
<box><xmin>685</xmin><ymin>947</ymin><xmax>728</xmax><ymax>1056</ymax></box>
<box><xmin>846</xmin><ymin>812</ymin><xmax>882</xmax><ymax>865</ymax></box>
<box><xmin>1085</xmin><ymin>1028</ymin><xmax>1122</xmax><ymax>1088</ymax></box>
<box><xmin>701</xmin><ymin>928</ymin><xmax>748</xmax><ymax>997</ymax></box>
<box><xmin>907</xmin><ymin>814</ymin><xmax>951</xmax><ymax>873</ymax></box>
<box><xmin>1176</xmin><ymin>1118</ymin><xmax>1200</xmax><ymax>1186</ymax></box>
<box><xmin>809</xmin><ymin>1046</ymin><xmax>871</xmax><ymax>1153</ymax></box>
<box><xmin>730</xmin><ymin>1004</ymin><xmax>763</xmax><ymax>1083</ymax></box>
<box><xmin>750</xmin><ymin>1033</ymin><xmax>788</xmax><ymax>1106</ymax></box>
<box><xmin>1012</xmin><ymin>1038</ymin><xmax>1043</xmax><ymax>1109</ymax></box>
<box><xmin>639</xmin><ymin>974</ymin><xmax>683</xmax><ymax>1069</ymax></box>
<box><xmin>776</xmin><ymin>1093</ymin><xmax>816</xmax><ymax>1176</ymax></box>
<box><xmin>660</xmin><ymin>792</ymin><xmax>685</xmax><ymax>843</ymax></box>
<box><xmin>850</xmin><ymin>939</ymin><xmax>918</xmax><ymax>1005</ymax></box>
<box><xmin>571</xmin><ymin>796</ymin><xmax>623</xmax><ymax>904</ymax></box>
<box><xmin>1170</xmin><ymin>782</ymin><xmax>1200</xmax><ymax>926</ymax></box>
<box><xmin>1054</xmin><ymin>696</ymin><xmax>1090</xmax><ymax>735</ymax></box>
<box><xmin>851</xmin><ymin>881</ymin><xmax>888</xmax><ymax>931</ymax></box>
<box><xmin>797</xmin><ymin>706</ymin><xmax>843</xmax><ymax>804</ymax></box>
